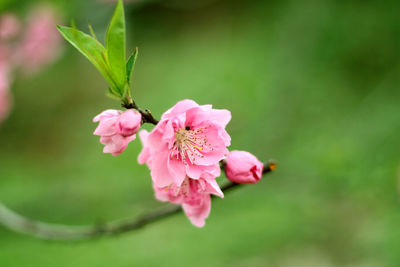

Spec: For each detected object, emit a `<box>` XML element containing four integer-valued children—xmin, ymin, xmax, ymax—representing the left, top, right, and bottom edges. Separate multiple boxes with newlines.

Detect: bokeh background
<box><xmin>1</xmin><ymin>0</ymin><xmax>400</xmax><ymax>266</ymax></box>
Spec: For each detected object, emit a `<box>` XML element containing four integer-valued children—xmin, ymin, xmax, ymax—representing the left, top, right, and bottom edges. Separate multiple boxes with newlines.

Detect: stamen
<box><xmin>172</xmin><ymin>126</ymin><xmax>212</xmax><ymax>164</ymax></box>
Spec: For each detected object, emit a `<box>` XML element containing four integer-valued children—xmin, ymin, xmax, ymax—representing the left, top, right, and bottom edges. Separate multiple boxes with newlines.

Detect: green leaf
<box><xmin>107</xmin><ymin>88</ymin><xmax>122</xmax><ymax>100</ymax></box>
<box><xmin>126</xmin><ymin>47</ymin><xmax>138</xmax><ymax>84</ymax></box>
<box><xmin>57</xmin><ymin>25</ymin><xmax>119</xmax><ymax>92</ymax></box>
<box><xmin>88</xmin><ymin>24</ymin><xmax>98</xmax><ymax>40</ymax></box>
<box><xmin>106</xmin><ymin>0</ymin><xmax>126</xmax><ymax>95</ymax></box>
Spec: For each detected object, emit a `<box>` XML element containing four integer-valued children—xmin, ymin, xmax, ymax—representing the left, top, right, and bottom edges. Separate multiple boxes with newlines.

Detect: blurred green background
<box><xmin>1</xmin><ymin>0</ymin><xmax>400</xmax><ymax>266</ymax></box>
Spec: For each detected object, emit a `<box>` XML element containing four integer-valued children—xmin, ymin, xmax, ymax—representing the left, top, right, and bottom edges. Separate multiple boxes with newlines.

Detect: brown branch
<box><xmin>122</xmin><ymin>100</ymin><xmax>159</xmax><ymax>125</ymax></box>
<box><xmin>0</xmin><ymin>162</ymin><xmax>276</xmax><ymax>241</ymax></box>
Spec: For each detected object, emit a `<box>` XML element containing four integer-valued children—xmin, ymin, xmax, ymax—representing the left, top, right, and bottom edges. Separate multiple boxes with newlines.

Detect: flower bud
<box><xmin>93</xmin><ymin>109</ymin><xmax>141</xmax><ymax>156</ymax></box>
<box><xmin>118</xmin><ymin>109</ymin><xmax>142</xmax><ymax>136</ymax></box>
<box><xmin>225</xmin><ymin>150</ymin><xmax>264</xmax><ymax>184</ymax></box>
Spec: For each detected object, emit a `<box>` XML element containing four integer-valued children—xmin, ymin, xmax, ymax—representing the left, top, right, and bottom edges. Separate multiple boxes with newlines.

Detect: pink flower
<box><xmin>142</xmin><ymin>99</ymin><xmax>231</xmax><ymax>188</ymax></box>
<box><xmin>154</xmin><ymin>176</ymin><xmax>223</xmax><ymax>227</ymax></box>
<box><xmin>225</xmin><ymin>150</ymin><xmax>264</xmax><ymax>184</ymax></box>
<box><xmin>93</xmin><ymin>109</ymin><xmax>142</xmax><ymax>156</ymax></box>
<box><xmin>0</xmin><ymin>14</ymin><xmax>21</xmax><ymax>40</ymax></box>
<box><xmin>18</xmin><ymin>6</ymin><xmax>62</xmax><ymax>73</ymax></box>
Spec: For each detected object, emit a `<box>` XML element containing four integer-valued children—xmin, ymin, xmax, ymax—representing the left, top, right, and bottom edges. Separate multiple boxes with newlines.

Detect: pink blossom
<box><xmin>225</xmin><ymin>150</ymin><xmax>264</xmax><ymax>184</ymax></box>
<box><xmin>19</xmin><ymin>6</ymin><xmax>62</xmax><ymax>73</ymax></box>
<box><xmin>93</xmin><ymin>109</ymin><xmax>142</xmax><ymax>156</ymax></box>
<box><xmin>154</xmin><ymin>176</ymin><xmax>223</xmax><ymax>227</ymax></box>
<box><xmin>0</xmin><ymin>14</ymin><xmax>21</xmax><ymax>40</ymax></box>
<box><xmin>143</xmin><ymin>99</ymin><xmax>231</xmax><ymax>188</ymax></box>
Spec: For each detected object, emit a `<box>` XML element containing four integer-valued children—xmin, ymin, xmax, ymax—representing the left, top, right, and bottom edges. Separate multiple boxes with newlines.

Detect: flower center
<box><xmin>172</xmin><ymin>126</ymin><xmax>210</xmax><ymax>164</ymax></box>
<box><xmin>177</xmin><ymin>177</ymin><xmax>190</xmax><ymax>195</ymax></box>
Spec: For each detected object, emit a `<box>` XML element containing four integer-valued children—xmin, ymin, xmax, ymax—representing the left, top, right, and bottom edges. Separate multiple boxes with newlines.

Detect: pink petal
<box><xmin>167</xmin><ymin>157</ymin><xmax>186</xmax><ymax>186</ymax></box>
<box><xmin>101</xmin><ymin>134</ymin><xmax>135</xmax><ymax>156</ymax></box>
<box><xmin>185</xmin><ymin>163</ymin><xmax>220</xmax><ymax>180</ymax></box>
<box><xmin>151</xmin><ymin>150</ymin><xmax>175</xmax><ymax>187</ymax></box>
<box><xmin>153</xmin><ymin>184</ymin><xmax>170</xmax><ymax>202</ymax></box>
<box><xmin>182</xmin><ymin>194</ymin><xmax>211</xmax><ymax>228</ymax></box>
<box><xmin>93</xmin><ymin>109</ymin><xmax>119</xmax><ymax>122</ymax></box>
<box><xmin>204</xmin><ymin>178</ymin><xmax>224</xmax><ymax>198</ymax></box>
<box><xmin>208</xmin><ymin>109</ymin><xmax>231</xmax><ymax>128</ymax></box>
<box><xmin>161</xmin><ymin>99</ymin><xmax>199</xmax><ymax>120</ymax></box>
<box><xmin>93</xmin><ymin>117</ymin><xmax>118</xmax><ymax>136</ymax></box>
<box><xmin>147</xmin><ymin>121</ymin><xmax>167</xmax><ymax>151</ymax></box>
<box><xmin>118</xmin><ymin>109</ymin><xmax>141</xmax><ymax>136</ymax></box>
<box><xmin>138</xmin><ymin>130</ymin><xmax>151</xmax><ymax>165</ymax></box>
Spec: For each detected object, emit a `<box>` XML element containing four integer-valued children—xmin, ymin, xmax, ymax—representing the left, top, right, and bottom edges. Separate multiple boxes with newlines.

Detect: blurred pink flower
<box><xmin>154</xmin><ymin>176</ymin><xmax>223</xmax><ymax>227</ymax></box>
<box><xmin>0</xmin><ymin>5</ymin><xmax>63</xmax><ymax>125</ymax></box>
<box><xmin>93</xmin><ymin>109</ymin><xmax>142</xmax><ymax>156</ymax></box>
<box><xmin>142</xmin><ymin>99</ymin><xmax>231</xmax><ymax>188</ymax></box>
<box><xmin>0</xmin><ymin>13</ymin><xmax>21</xmax><ymax>40</ymax></box>
<box><xmin>225</xmin><ymin>150</ymin><xmax>264</xmax><ymax>184</ymax></box>
<box><xmin>19</xmin><ymin>6</ymin><xmax>62</xmax><ymax>73</ymax></box>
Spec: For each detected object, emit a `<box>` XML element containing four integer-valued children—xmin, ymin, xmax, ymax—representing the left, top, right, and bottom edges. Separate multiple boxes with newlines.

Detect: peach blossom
<box><xmin>142</xmin><ymin>99</ymin><xmax>231</xmax><ymax>188</ymax></box>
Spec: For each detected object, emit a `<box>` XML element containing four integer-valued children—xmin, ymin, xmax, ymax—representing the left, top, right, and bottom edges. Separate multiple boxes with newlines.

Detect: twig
<box><xmin>122</xmin><ymin>100</ymin><xmax>159</xmax><ymax>125</ymax></box>
<box><xmin>0</xmin><ymin>162</ymin><xmax>275</xmax><ymax>241</ymax></box>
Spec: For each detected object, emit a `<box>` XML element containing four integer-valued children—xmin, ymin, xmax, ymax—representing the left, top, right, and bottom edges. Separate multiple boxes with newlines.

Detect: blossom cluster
<box><xmin>93</xmin><ymin>99</ymin><xmax>264</xmax><ymax>227</ymax></box>
<box><xmin>0</xmin><ymin>6</ymin><xmax>62</xmax><ymax>125</ymax></box>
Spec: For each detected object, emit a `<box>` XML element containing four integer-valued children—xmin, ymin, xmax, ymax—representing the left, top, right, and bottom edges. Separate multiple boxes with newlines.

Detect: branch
<box><xmin>122</xmin><ymin>100</ymin><xmax>159</xmax><ymax>125</ymax></box>
<box><xmin>0</xmin><ymin>162</ymin><xmax>276</xmax><ymax>241</ymax></box>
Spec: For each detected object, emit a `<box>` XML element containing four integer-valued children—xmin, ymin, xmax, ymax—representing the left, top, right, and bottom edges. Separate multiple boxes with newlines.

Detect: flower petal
<box><xmin>151</xmin><ymin>150</ymin><xmax>175</xmax><ymax>187</ymax></box>
<box><xmin>182</xmin><ymin>194</ymin><xmax>211</xmax><ymax>228</ymax></box>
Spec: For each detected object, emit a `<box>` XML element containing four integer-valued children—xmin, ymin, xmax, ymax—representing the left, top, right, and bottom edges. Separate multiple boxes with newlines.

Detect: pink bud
<box><xmin>118</xmin><ymin>109</ymin><xmax>142</xmax><ymax>136</ymax></box>
<box><xmin>93</xmin><ymin>109</ymin><xmax>142</xmax><ymax>156</ymax></box>
<box><xmin>225</xmin><ymin>150</ymin><xmax>264</xmax><ymax>184</ymax></box>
